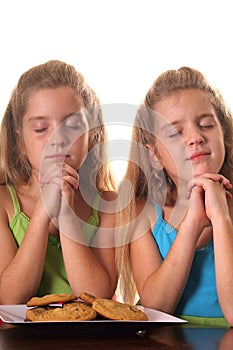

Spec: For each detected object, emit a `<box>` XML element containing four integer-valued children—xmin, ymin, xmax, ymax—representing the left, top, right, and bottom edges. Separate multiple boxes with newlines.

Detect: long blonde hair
<box><xmin>116</xmin><ymin>66</ymin><xmax>233</xmax><ymax>304</ymax></box>
<box><xmin>0</xmin><ymin>60</ymin><xmax>115</xmax><ymax>192</ymax></box>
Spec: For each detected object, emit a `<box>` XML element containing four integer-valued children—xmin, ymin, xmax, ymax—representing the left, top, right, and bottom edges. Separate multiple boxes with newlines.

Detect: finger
<box><xmin>39</xmin><ymin>164</ymin><xmax>63</xmax><ymax>184</ymax></box>
<box><xmin>40</xmin><ymin>163</ymin><xmax>78</xmax><ymax>186</ymax></box>
<box><xmin>218</xmin><ymin>176</ymin><xmax>232</xmax><ymax>189</ymax></box>
<box><xmin>62</xmin><ymin>162</ymin><xmax>79</xmax><ymax>179</ymax></box>
<box><xmin>198</xmin><ymin>173</ymin><xmax>232</xmax><ymax>188</ymax></box>
<box><xmin>62</xmin><ymin>175</ymin><xmax>79</xmax><ymax>190</ymax></box>
<box><xmin>201</xmin><ymin>173</ymin><xmax>222</xmax><ymax>181</ymax></box>
<box><xmin>226</xmin><ymin>191</ymin><xmax>232</xmax><ymax>200</ymax></box>
<box><xmin>186</xmin><ymin>183</ymin><xmax>203</xmax><ymax>199</ymax></box>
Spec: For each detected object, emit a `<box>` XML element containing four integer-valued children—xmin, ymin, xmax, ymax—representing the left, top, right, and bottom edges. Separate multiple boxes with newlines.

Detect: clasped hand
<box><xmin>38</xmin><ymin>161</ymin><xmax>79</xmax><ymax>219</ymax></box>
<box><xmin>185</xmin><ymin>173</ymin><xmax>232</xmax><ymax>231</ymax></box>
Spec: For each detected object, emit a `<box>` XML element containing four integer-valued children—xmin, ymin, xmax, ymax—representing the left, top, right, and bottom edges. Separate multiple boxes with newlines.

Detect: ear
<box><xmin>146</xmin><ymin>144</ymin><xmax>163</xmax><ymax>171</ymax></box>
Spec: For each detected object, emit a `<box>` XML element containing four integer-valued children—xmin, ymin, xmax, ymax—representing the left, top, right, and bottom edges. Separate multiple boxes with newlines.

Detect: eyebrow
<box><xmin>27</xmin><ymin>116</ymin><xmax>47</xmax><ymax>122</ymax></box>
<box><xmin>27</xmin><ymin>112</ymin><xmax>82</xmax><ymax>123</ymax></box>
<box><xmin>159</xmin><ymin>121</ymin><xmax>179</xmax><ymax>132</ymax></box>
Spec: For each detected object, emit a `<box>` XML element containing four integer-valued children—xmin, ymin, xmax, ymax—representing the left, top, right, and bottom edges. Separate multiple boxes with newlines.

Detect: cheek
<box><xmin>157</xmin><ymin>141</ymin><xmax>176</xmax><ymax>167</ymax></box>
<box><xmin>23</xmin><ymin>137</ymin><xmax>47</xmax><ymax>166</ymax></box>
<box><xmin>25</xmin><ymin>138</ymin><xmax>46</xmax><ymax>154</ymax></box>
<box><xmin>157</xmin><ymin>143</ymin><xmax>184</xmax><ymax>178</ymax></box>
<box><xmin>72</xmin><ymin>134</ymin><xmax>89</xmax><ymax>158</ymax></box>
<box><xmin>217</xmin><ymin>143</ymin><xmax>226</xmax><ymax>169</ymax></box>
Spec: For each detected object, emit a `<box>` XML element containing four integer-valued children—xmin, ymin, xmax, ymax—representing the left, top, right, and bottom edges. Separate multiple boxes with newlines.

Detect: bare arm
<box><xmin>213</xmin><ymin>213</ymin><xmax>233</xmax><ymax>326</ymax></box>
<box><xmin>131</xmin><ymin>205</ymin><xmax>200</xmax><ymax>313</ymax></box>
<box><xmin>196</xmin><ymin>175</ymin><xmax>233</xmax><ymax>326</ymax></box>
<box><xmin>0</xmin><ymin>193</ymin><xmax>52</xmax><ymax>304</ymax></box>
<box><xmin>0</xmin><ymin>168</ymin><xmax>63</xmax><ymax>304</ymax></box>
<box><xmin>58</xmin><ymin>191</ymin><xmax>117</xmax><ymax>299</ymax></box>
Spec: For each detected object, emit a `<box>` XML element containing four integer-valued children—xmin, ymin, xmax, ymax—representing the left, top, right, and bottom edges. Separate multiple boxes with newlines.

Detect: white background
<box><xmin>1</xmin><ymin>0</ymin><xmax>233</xmax><ymax>181</ymax></box>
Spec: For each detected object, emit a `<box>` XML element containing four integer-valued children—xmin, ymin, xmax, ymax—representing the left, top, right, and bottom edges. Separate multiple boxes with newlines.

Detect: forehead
<box><xmin>156</xmin><ymin>88</ymin><xmax>212</xmax><ymax>110</ymax></box>
<box><xmin>28</xmin><ymin>86</ymin><xmax>81</xmax><ymax>102</ymax></box>
<box><xmin>154</xmin><ymin>89</ymin><xmax>216</xmax><ymax>123</ymax></box>
<box><xmin>24</xmin><ymin>86</ymin><xmax>82</xmax><ymax>117</ymax></box>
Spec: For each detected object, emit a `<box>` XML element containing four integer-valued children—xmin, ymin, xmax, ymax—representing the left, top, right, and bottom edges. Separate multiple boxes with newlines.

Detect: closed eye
<box><xmin>198</xmin><ymin>115</ymin><xmax>216</xmax><ymax>129</ymax></box>
<box><xmin>167</xmin><ymin>126</ymin><xmax>182</xmax><ymax>138</ymax></box>
<box><xmin>65</xmin><ymin>120</ymin><xmax>83</xmax><ymax>129</ymax></box>
<box><xmin>160</xmin><ymin>123</ymin><xmax>182</xmax><ymax>139</ymax></box>
<box><xmin>64</xmin><ymin>112</ymin><xmax>87</xmax><ymax>130</ymax></box>
<box><xmin>200</xmin><ymin>124</ymin><xmax>215</xmax><ymax>129</ymax></box>
<box><xmin>168</xmin><ymin>130</ymin><xmax>180</xmax><ymax>137</ymax></box>
<box><xmin>34</xmin><ymin>127</ymin><xmax>48</xmax><ymax>133</ymax></box>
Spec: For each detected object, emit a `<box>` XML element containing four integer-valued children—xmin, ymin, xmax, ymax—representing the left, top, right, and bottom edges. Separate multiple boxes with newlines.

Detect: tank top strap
<box><xmin>155</xmin><ymin>202</ymin><xmax>163</xmax><ymax>219</ymax></box>
<box><xmin>92</xmin><ymin>191</ymin><xmax>102</xmax><ymax>212</ymax></box>
<box><xmin>7</xmin><ymin>183</ymin><xmax>21</xmax><ymax>215</ymax></box>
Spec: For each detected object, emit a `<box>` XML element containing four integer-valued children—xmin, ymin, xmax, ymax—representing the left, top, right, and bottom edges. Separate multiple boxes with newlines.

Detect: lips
<box><xmin>46</xmin><ymin>154</ymin><xmax>69</xmax><ymax>160</ymax></box>
<box><xmin>189</xmin><ymin>151</ymin><xmax>209</xmax><ymax>161</ymax></box>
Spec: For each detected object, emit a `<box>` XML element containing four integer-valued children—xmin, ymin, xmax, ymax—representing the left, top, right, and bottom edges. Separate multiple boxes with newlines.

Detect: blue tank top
<box><xmin>152</xmin><ymin>204</ymin><xmax>223</xmax><ymax>318</ymax></box>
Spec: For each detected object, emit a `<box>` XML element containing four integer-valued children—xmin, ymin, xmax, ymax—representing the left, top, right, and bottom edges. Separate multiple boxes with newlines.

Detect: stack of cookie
<box><xmin>25</xmin><ymin>292</ymin><xmax>148</xmax><ymax>322</ymax></box>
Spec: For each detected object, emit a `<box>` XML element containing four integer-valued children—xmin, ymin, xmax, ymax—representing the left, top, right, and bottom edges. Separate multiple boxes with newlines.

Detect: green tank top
<box><xmin>7</xmin><ymin>184</ymin><xmax>101</xmax><ymax>296</ymax></box>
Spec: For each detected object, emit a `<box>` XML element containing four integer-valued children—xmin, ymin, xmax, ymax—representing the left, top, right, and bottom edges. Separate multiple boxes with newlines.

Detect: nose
<box><xmin>185</xmin><ymin>127</ymin><xmax>205</xmax><ymax>146</ymax></box>
<box><xmin>50</xmin><ymin>125</ymin><xmax>67</xmax><ymax>147</ymax></box>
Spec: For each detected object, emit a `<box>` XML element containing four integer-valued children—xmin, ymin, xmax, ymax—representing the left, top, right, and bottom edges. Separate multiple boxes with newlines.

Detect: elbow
<box><xmin>224</xmin><ymin>313</ymin><xmax>233</xmax><ymax>328</ymax></box>
<box><xmin>221</xmin><ymin>304</ymin><xmax>233</xmax><ymax>327</ymax></box>
<box><xmin>225</xmin><ymin>318</ymin><xmax>233</xmax><ymax>328</ymax></box>
<box><xmin>139</xmin><ymin>294</ymin><xmax>171</xmax><ymax>314</ymax></box>
<box><xmin>0</xmin><ymin>295</ymin><xmax>24</xmax><ymax>304</ymax></box>
<box><xmin>139</xmin><ymin>295</ymin><xmax>155</xmax><ymax>309</ymax></box>
<box><xmin>139</xmin><ymin>286</ymin><xmax>177</xmax><ymax>314</ymax></box>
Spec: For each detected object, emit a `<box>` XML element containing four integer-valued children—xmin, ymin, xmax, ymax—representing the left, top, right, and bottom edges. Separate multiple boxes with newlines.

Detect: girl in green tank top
<box><xmin>0</xmin><ymin>60</ymin><xmax>117</xmax><ymax>304</ymax></box>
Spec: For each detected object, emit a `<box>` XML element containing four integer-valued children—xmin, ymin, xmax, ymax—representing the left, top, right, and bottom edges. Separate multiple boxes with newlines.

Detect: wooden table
<box><xmin>1</xmin><ymin>322</ymin><xmax>232</xmax><ymax>350</ymax></box>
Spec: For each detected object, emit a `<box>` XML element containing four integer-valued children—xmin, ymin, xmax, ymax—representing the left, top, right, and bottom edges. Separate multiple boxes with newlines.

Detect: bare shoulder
<box><xmin>0</xmin><ymin>184</ymin><xmax>13</xmax><ymax>221</ymax></box>
<box><xmin>98</xmin><ymin>191</ymin><xmax>117</xmax><ymax>228</ymax></box>
<box><xmin>0</xmin><ymin>184</ymin><xmax>17</xmax><ymax>253</ymax></box>
<box><xmin>101</xmin><ymin>190</ymin><xmax>117</xmax><ymax>202</ymax></box>
<box><xmin>135</xmin><ymin>198</ymin><xmax>156</xmax><ymax>222</ymax></box>
<box><xmin>131</xmin><ymin>198</ymin><xmax>157</xmax><ymax>240</ymax></box>
<box><xmin>0</xmin><ymin>184</ymin><xmax>10</xmax><ymax>196</ymax></box>
<box><xmin>98</xmin><ymin>191</ymin><xmax>117</xmax><ymax>213</ymax></box>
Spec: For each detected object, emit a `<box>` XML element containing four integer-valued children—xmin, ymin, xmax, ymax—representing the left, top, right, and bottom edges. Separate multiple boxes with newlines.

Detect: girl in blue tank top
<box><xmin>116</xmin><ymin>67</ymin><xmax>233</xmax><ymax>327</ymax></box>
